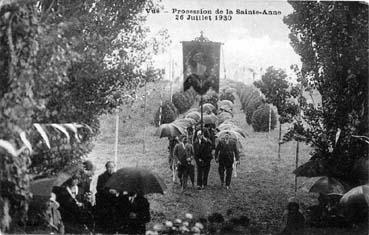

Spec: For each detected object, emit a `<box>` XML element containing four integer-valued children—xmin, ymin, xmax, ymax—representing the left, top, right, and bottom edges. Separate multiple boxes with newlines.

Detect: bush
<box><xmin>154</xmin><ymin>100</ymin><xmax>177</xmax><ymax>126</ymax></box>
<box><xmin>245</xmin><ymin>96</ymin><xmax>263</xmax><ymax>125</ymax></box>
<box><xmin>172</xmin><ymin>89</ymin><xmax>196</xmax><ymax>114</ymax></box>
<box><xmin>251</xmin><ymin>104</ymin><xmax>277</xmax><ymax>132</ymax></box>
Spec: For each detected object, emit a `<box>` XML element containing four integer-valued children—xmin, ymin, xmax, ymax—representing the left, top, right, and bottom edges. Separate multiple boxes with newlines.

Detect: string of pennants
<box><xmin>0</xmin><ymin>123</ymin><xmax>93</xmax><ymax>157</ymax></box>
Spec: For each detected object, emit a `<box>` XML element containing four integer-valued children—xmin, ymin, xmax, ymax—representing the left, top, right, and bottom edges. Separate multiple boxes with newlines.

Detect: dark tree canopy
<box><xmin>0</xmin><ymin>0</ymin><xmax>168</xmax><ymax>231</ymax></box>
<box><xmin>284</xmin><ymin>1</ymin><xmax>368</xmax><ymax>183</ymax></box>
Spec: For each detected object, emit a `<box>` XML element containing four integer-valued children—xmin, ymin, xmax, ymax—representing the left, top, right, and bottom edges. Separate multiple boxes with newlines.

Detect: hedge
<box><xmin>154</xmin><ymin>100</ymin><xmax>177</xmax><ymax>126</ymax></box>
<box><xmin>251</xmin><ymin>104</ymin><xmax>277</xmax><ymax>132</ymax></box>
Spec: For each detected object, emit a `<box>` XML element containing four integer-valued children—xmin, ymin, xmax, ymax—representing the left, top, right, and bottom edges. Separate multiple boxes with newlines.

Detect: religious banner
<box><xmin>182</xmin><ymin>37</ymin><xmax>221</xmax><ymax>93</ymax></box>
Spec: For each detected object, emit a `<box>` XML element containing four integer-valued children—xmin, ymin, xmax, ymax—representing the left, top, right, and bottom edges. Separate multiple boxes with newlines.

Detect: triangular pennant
<box><xmin>64</xmin><ymin>123</ymin><xmax>80</xmax><ymax>141</ymax></box>
<box><xmin>0</xmin><ymin>139</ymin><xmax>17</xmax><ymax>156</ymax></box>
<box><xmin>50</xmin><ymin>123</ymin><xmax>70</xmax><ymax>141</ymax></box>
<box><xmin>19</xmin><ymin>131</ymin><xmax>33</xmax><ymax>153</ymax></box>
<box><xmin>73</xmin><ymin>123</ymin><xmax>93</xmax><ymax>134</ymax></box>
<box><xmin>335</xmin><ymin>128</ymin><xmax>341</xmax><ymax>145</ymax></box>
<box><xmin>33</xmin><ymin>124</ymin><xmax>51</xmax><ymax>149</ymax></box>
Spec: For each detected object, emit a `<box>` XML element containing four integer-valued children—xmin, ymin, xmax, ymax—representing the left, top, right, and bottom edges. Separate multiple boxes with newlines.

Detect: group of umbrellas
<box><xmin>155</xmin><ymin>96</ymin><xmax>247</xmax><ymax>145</ymax></box>
<box><xmin>30</xmin><ymin>167</ymin><xmax>167</xmax><ymax>198</ymax></box>
<box><xmin>300</xmin><ymin>176</ymin><xmax>369</xmax><ymax>216</ymax></box>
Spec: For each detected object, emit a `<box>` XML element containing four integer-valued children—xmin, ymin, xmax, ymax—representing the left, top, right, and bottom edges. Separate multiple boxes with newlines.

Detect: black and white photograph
<box><xmin>0</xmin><ymin>0</ymin><xmax>368</xmax><ymax>234</ymax></box>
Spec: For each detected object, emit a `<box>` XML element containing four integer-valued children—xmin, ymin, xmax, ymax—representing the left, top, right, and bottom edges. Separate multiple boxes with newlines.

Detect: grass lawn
<box><xmin>87</xmin><ymin>82</ymin><xmax>368</xmax><ymax>235</ymax></box>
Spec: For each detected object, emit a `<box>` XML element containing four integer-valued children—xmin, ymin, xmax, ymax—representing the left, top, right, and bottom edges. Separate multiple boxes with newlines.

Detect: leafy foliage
<box><xmin>0</xmin><ymin>0</ymin><xmax>168</xmax><ymax>231</ymax></box>
<box><xmin>251</xmin><ymin>104</ymin><xmax>277</xmax><ymax>132</ymax></box>
<box><xmin>254</xmin><ymin>66</ymin><xmax>299</xmax><ymax>124</ymax></box>
<box><xmin>245</xmin><ymin>96</ymin><xmax>263</xmax><ymax>125</ymax></box>
<box><xmin>154</xmin><ymin>100</ymin><xmax>178</xmax><ymax>126</ymax></box>
<box><xmin>172</xmin><ymin>89</ymin><xmax>196</xmax><ymax>114</ymax></box>
<box><xmin>284</xmin><ymin>1</ymin><xmax>368</xmax><ymax>184</ymax></box>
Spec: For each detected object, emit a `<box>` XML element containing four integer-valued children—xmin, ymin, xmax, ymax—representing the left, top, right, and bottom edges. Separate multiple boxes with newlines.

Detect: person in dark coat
<box><xmin>174</xmin><ymin>136</ymin><xmax>195</xmax><ymax>189</ymax></box>
<box><xmin>173</xmin><ymin>135</ymin><xmax>189</xmax><ymax>189</ymax></box>
<box><xmin>95</xmin><ymin>161</ymin><xmax>119</xmax><ymax>233</ymax></box>
<box><xmin>184</xmin><ymin>137</ymin><xmax>195</xmax><ymax>187</ymax></box>
<box><xmin>280</xmin><ymin>201</ymin><xmax>305</xmax><ymax>235</ymax></box>
<box><xmin>116</xmin><ymin>191</ymin><xmax>131</xmax><ymax>234</ymax></box>
<box><xmin>215</xmin><ymin>133</ymin><xmax>239</xmax><ymax>189</ymax></box>
<box><xmin>56</xmin><ymin>175</ymin><xmax>87</xmax><ymax>233</ymax></box>
<box><xmin>126</xmin><ymin>191</ymin><xmax>151</xmax><ymax>234</ymax></box>
<box><xmin>193</xmin><ymin>130</ymin><xmax>213</xmax><ymax>189</ymax></box>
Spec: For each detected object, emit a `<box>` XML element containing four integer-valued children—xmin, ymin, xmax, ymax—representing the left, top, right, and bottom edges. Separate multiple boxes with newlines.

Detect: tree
<box><xmin>284</xmin><ymin>1</ymin><xmax>368</xmax><ymax>184</ymax></box>
<box><xmin>0</xmin><ymin>0</ymin><xmax>168</xmax><ymax>231</ymax></box>
<box><xmin>254</xmin><ymin>66</ymin><xmax>299</xmax><ymax>158</ymax></box>
<box><xmin>251</xmin><ymin>104</ymin><xmax>277</xmax><ymax>132</ymax></box>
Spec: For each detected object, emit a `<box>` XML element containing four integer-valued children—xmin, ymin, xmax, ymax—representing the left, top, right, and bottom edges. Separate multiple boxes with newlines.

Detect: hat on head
<box><xmin>197</xmin><ymin>130</ymin><xmax>202</xmax><ymax>135</ymax></box>
<box><xmin>83</xmin><ymin>160</ymin><xmax>94</xmax><ymax>171</ymax></box>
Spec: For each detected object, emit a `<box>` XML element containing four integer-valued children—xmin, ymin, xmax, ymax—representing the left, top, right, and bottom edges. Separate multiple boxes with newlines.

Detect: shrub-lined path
<box><xmin>87</xmin><ymin>85</ymin><xmax>366</xmax><ymax>234</ymax></box>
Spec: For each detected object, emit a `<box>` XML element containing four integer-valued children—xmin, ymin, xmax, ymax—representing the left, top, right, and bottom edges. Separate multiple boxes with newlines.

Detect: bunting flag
<box><xmin>19</xmin><ymin>131</ymin><xmax>33</xmax><ymax>153</ymax></box>
<box><xmin>33</xmin><ymin>124</ymin><xmax>51</xmax><ymax>149</ymax></box>
<box><xmin>74</xmin><ymin>123</ymin><xmax>93</xmax><ymax>134</ymax></box>
<box><xmin>335</xmin><ymin>128</ymin><xmax>341</xmax><ymax>145</ymax></box>
<box><xmin>0</xmin><ymin>139</ymin><xmax>17</xmax><ymax>156</ymax></box>
<box><xmin>50</xmin><ymin>123</ymin><xmax>70</xmax><ymax>141</ymax></box>
<box><xmin>64</xmin><ymin>123</ymin><xmax>80</xmax><ymax>141</ymax></box>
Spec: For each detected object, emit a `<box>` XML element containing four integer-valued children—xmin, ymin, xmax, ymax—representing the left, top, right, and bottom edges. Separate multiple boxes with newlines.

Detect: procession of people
<box><xmin>169</xmin><ymin>123</ymin><xmax>240</xmax><ymax>191</ymax></box>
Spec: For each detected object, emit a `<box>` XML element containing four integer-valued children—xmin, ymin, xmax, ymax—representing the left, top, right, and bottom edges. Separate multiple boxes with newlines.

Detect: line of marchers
<box><xmin>236</xmin><ymin>9</ymin><xmax>282</xmax><ymax>15</ymax></box>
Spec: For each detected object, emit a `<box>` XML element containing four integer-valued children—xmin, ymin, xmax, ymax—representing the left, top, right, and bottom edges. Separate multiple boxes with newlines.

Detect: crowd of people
<box><xmin>32</xmin><ymin>160</ymin><xmax>151</xmax><ymax>234</ymax></box>
<box><xmin>168</xmin><ymin>124</ymin><xmax>240</xmax><ymax>191</ymax></box>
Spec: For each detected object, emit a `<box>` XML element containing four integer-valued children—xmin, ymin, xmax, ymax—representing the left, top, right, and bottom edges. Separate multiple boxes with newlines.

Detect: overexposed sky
<box><xmin>144</xmin><ymin>0</ymin><xmax>301</xmax><ymax>84</ymax></box>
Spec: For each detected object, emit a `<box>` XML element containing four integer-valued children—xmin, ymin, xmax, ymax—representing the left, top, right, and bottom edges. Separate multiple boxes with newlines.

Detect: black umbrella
<box><xmin>30</xmin><ymin>172</ymin><xmax>71</xmax><ymax>197</ymax></box>
<box><xmin>104</xmin><ymin>167</ymin><xmax>167</xmax><ymax>195</ymax></box>
<box><xmin>293</xmin><ymin>159</ymin><xmax>329</xmax><ymax>177</ymax></box>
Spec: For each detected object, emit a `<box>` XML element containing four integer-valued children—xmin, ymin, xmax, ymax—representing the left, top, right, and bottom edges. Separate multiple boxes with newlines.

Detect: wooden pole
<box><xmin>278</xmin><ymin>122</ymin><xmax>282</xmax><ymax>160</ymax></box>
<box><xmin>268</xmin><ymin>105</ymin><xmax>272</xmax><ymax>137</ymax></box>
<box><xmin>114</xmin><ymin>112</ymin><xmax>119</xmax><ymax>168</ymax></box>
<box><xmin>295</xmin><ymin>141</ymin><xmax>299</xmax><ymax>193</ymax></box>
<box><xmin>200</xmin><ymin>95</ymin><xmax>203</xmax><ymax>131</ymax></box>
<box><xmin>170</xmin><ymin>60</ymin><xmax>173</xmax><ymax>102</ymax></box>
<box><xmin>143</xmin><ymin>81</ymin><xmax>147</xmax><ymax>153</ymax></box>
<box><xmin>159</xmin><ymin>94</ymin><xmax>162</xmax><ymax>126</ymax></box>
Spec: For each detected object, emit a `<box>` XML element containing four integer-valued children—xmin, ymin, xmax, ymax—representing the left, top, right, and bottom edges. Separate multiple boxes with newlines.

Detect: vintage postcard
<box><xmin>0</xmin><ymin>0</ymin><xmax>367</xmax><ymax>234</ymax></box>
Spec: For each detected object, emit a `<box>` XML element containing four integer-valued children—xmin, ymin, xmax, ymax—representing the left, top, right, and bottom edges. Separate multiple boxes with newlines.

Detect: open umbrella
<box><xmin>222</xmin><ymin>119</ymin><xmax>236</xmax><ymax>125</ymax></box>
<box><xmin>202</xmin><ymin>103</ymin><xmax>216</xmax><ymax>113</ymax></box>
<box><xmin>219</xmin><ymin>105</ymin><xmax>233</xmax><ymax>114</ymax></box>
<box><xmin>340</xmin><ymin>185</ymin><xmax>369</xmax><ymax>207</ymax></box>
<box><xmin>185</xmin><ymin>111</ymin><xmax>201</xmax><ymax>122</ymax></box>
<box><xmin>217</xmin><ymin>112</ymin><xmax>233</xmax><ymax>124</ymax></box>
<box><xmin>216</xmin><ymin>130</ymin><xmax>244</xmax><ymax>141</ymax></box>
<box><xmin>202</xmin><ymin>114</ymin><xmax>218</xmax><ymax>125</ymax></box>
<box><xmin>309</xmin><ymin>176</ymin><xmax>346</xmax><ymax>195</ymax></box>
<box><xmin>173</xmin><ymin>118</ymin><xmax>197</xmax><ymax>129</ymax></box>
<box><xmin>339</xmin><ymin>185</ymin><xmax>369</xmax><ymax>223</ymax></box>
<box><xmin>218</xmin><ymin>124</ymin><xmax>247</xmax><ymax>137</ymax></box>
<box><xmin>218</xmin><ymin>100</ymin><xmax>233</xmax><ymax>109</ymax></box>
<box><xmin>155</xmin><ymin>123</ymin><xmax>186</xmax><ymax>138</ymax></box>
<box><xmin>30</xmin><ymin>173</ymin><xmax>71</xmax><ymax>197</ymax></box>
<box><xmin>293</xmin><ymin>159</ymin><xmax>329</xmax><ymax>177</ymax></box>
<box><xmin>104</xmin><ymin>167</ymin><xmax>167</xmax><ymax>195</ymax></box>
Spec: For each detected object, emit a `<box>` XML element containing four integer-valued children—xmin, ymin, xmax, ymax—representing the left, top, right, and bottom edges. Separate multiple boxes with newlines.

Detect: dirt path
<box><xmin>88</xmin><ymin>94</ymin><xmax>320</xmax><ymax>234</ymax></box>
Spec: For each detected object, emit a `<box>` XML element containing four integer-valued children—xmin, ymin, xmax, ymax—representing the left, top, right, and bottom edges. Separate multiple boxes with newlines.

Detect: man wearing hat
<box><xmin>193</xmin><ymin>130</ymin><xmax>213</xmax><ymax>189</ymax></box>
<box><xmin>215</xmin><ymin>133</ymin><xmax>239</xmax><ymax>189</ymax></box>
